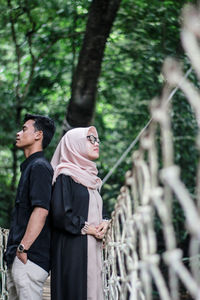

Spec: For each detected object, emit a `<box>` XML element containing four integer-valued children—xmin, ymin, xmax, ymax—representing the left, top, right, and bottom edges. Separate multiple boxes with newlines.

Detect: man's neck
<box><xmin>24</xmin><ymin>146</ymin><xmax>43</xmax><ymax>158</ymax></box>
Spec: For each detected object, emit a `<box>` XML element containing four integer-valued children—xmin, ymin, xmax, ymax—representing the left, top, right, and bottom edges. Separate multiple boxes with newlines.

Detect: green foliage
<box><xmin>97</xmin><ymin>0</ymin><xmax>198</xmax><ymax>218</ymax></box>
<box><xmin>0</xmin><ymin>0</ymin><xmax>199</xmax><ymax>249</ymax></box>
<box><xmin>0</xmin><ymin>0</ymin><xmax>90</xmax><ymax>224</ymax></box>
<box><xmin>0</xmin><ymin>150</ymin><xmax>15</xmax><ymax>227</ymax></box>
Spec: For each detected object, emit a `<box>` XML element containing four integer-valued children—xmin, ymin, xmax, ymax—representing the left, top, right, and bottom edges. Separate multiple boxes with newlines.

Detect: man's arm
<box><xmin>17</xmin><ymin>207</ymin><xmax>48</xmax><ymax>264</ymax></box>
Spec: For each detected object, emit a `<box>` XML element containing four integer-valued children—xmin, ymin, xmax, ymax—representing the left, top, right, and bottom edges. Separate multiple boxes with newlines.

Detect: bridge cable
<box><xmin>102</xmin><ymin>66</ymin><xmax>193</xmax><ymax>186</ymax></box>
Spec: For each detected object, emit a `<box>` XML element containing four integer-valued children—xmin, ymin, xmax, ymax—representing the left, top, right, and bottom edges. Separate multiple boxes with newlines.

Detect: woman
<box><xmin>50</xmin><ymin>126</ymin><xmax>109</xmax><ymax>300</ymax></box>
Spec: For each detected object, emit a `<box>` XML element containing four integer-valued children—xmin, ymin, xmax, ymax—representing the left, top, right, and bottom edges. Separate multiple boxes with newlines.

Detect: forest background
<box><xmin>0</xmin><ymin>0</ymin><xmax>198</xmax><ymax>251</ymax></box>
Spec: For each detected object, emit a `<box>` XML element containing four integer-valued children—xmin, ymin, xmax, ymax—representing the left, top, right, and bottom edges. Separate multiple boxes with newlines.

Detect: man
<box><xmin>4</xmin><ymin>113</ymin><xmax>56</xmax><ymax>300</ymax></box>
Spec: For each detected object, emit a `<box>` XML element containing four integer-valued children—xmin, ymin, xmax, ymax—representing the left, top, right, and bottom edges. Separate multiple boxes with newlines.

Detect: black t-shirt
<box><xmin>5</xmin><ymin>151</ymin><xmax>53</xmax><ymax>272</ymax></box>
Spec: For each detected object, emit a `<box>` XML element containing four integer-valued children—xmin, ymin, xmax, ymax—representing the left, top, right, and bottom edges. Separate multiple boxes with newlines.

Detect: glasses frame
<box><xmin>87</xmin><ymin>135</ymin><xmax>100</xmax><ymax>145</ymax></box>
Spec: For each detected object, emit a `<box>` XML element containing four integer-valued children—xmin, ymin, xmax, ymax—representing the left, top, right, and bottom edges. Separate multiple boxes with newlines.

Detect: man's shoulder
<box><xmin>31</xmin><ymin>157</ymin><xmax>53</xmax><ymax>174</ymax></box>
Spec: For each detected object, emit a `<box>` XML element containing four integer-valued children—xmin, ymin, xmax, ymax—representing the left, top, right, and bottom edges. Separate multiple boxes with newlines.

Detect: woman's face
<box><xmin>86</xmin><ymin>129</ymin><xmax>100</xmax><ymax>161</ymax></box>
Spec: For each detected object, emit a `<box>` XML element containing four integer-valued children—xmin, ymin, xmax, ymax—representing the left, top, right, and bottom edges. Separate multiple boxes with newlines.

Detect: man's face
<box><xmin>16</xmin><ymin>119</ymin><xmax>38</xmax><ymax>149</ymax></box>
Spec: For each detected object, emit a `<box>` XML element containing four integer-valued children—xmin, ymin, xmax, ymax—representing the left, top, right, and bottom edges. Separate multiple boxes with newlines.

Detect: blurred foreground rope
<box><xmin>103</xmin><ymin>4</ymin><xmax>200</xmax><ymax>300</ymax></box>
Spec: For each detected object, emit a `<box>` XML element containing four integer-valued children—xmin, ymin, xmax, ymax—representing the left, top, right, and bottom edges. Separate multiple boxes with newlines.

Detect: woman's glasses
<box><xmin>87</xmin><ymin>135</ymin><xmax>100</xmax><ymax>145</ymax></box>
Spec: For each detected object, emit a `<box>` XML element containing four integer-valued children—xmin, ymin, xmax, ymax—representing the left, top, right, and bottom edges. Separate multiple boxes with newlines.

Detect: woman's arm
<box><xmin>51</xmin><ymin>175</ymin><xmax>87</xmax><ymax>235</ymax></box>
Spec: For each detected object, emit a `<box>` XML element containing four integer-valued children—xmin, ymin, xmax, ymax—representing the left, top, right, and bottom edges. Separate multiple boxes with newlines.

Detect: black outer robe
<box><xmin>50</xmin><ymin>174</ymin><xmax>89</xmax><ymax>300</ymax></box>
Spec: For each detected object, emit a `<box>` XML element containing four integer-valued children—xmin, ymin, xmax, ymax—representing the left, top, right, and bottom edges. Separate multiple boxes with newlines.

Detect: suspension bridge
<box><xmin>1</xmin><ymin>3</ymin><xmax>200</xmax><ymax>300</ymax></box>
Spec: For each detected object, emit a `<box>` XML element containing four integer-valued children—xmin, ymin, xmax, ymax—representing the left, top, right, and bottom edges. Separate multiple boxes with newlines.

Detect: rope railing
<box><xmin>103</xmin><ymin>4</ymin><xmax>200</xmax><ymax>300</ymax></box>
<box><xmin>0</xmin><ymin>228</ymin><xmax>9</xmax><ymax>300</ymax></box>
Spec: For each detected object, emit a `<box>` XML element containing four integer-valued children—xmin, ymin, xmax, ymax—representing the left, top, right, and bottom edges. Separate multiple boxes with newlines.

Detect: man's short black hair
<box><xmin>24</xmin><ymin>113</ymin><xmax>56</xmax><ymax>149</ymax></box>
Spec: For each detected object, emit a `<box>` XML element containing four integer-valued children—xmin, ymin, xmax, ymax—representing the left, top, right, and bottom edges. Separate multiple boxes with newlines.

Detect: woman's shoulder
<box><xmin>54</xmin><ymin>174</ymin><xmax>88</xmax><ymax>192</ymax></box>
<box><xmin>55</xmin><ymin>174</ymin><xmax>83</xmax><ymax>188</ymax></box>
<box><xmin>54</xmin><ymin>174</ymin><xmax>73</xmax><ymax>185</ymax></box>
<box><xmin>53</xmin><ymin>174</ymin><xmax>89</xmax><ymax>200</ymax></box>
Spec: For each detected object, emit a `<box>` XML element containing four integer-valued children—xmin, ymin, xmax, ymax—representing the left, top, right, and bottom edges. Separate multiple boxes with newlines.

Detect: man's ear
<box><xmin>35</xmin><ymin>130</ymin><xmax>43</xmax><ymax>141</ymax></box>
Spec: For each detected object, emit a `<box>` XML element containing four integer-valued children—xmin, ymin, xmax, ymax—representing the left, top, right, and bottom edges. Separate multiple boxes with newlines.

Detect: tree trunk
<box><xmin>65</xmin><ymin>0</ymin><xmax>121</xmax><ymax>131</ymax></box>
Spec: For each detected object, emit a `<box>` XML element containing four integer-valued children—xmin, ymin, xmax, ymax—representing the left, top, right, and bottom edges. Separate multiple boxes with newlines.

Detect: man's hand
<box><xmin>16</xmin><ymin>251</ymin><xmax>28</xmax><ymax>264</ymax></box>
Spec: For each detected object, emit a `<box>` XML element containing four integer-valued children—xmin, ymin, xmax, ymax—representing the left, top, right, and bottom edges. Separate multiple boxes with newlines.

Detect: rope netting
<box><xmin>103</xmin><ymin>4</ymin><xmax>200</xmax><ymax>300</ymax></box>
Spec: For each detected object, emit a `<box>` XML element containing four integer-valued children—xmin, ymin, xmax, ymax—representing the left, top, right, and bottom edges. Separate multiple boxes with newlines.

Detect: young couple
<box><xmin>5</xmin><ymin>113</ymin><xmax>109</xmax><ymax>300</ymax></box>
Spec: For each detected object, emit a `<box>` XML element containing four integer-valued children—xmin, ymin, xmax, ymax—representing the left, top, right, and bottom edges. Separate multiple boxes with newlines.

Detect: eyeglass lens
<box><xmin>87</xmin><ymin>135</ymin><xmax>100</xmax><ymax>144</ymax></box>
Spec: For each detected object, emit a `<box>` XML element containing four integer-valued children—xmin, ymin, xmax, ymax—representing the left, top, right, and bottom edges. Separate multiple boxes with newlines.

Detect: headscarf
<box><xmin>51</xmin><ymin>126</ymin><xmax>102</xmax><ymax>189</ymax></box>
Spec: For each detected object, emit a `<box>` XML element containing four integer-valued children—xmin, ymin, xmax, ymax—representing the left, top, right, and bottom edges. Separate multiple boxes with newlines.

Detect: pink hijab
<box><xmin>51</xmin><ymin>126</ymin><xmax>102</xmax><ymax>189</ymax></box>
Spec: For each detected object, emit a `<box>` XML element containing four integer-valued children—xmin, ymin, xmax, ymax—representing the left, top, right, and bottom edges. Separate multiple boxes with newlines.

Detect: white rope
<box><xmin>102</xmin><ymin>66</ymin><xmax>193</xmax><ymax>186</ymax></box>
<box><xmin>102</xmin><ymin>119</ymin><xmax>152</xmax><ymax>185</ymax></box>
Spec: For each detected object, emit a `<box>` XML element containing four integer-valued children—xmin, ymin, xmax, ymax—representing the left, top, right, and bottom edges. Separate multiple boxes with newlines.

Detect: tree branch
<box><xmin>24</xmin><ymin>0</ymin><xmax>37</xmax><ymax>61</ymax></box>
<box><xmin>7</xmin><ymin>0</ymin><xmax>21</xmax><ymax>101</ymax></box>
<box><xmin>21</xmin><ymin>31</ymin><xmax>83</xmax><ymax>101</ymax></box>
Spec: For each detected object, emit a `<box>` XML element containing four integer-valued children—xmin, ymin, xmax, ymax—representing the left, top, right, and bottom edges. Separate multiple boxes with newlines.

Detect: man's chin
<box><xmin>16</xmin><ymin>142</ymin><xmax>23</xmax><ymax>149</ymax></box>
